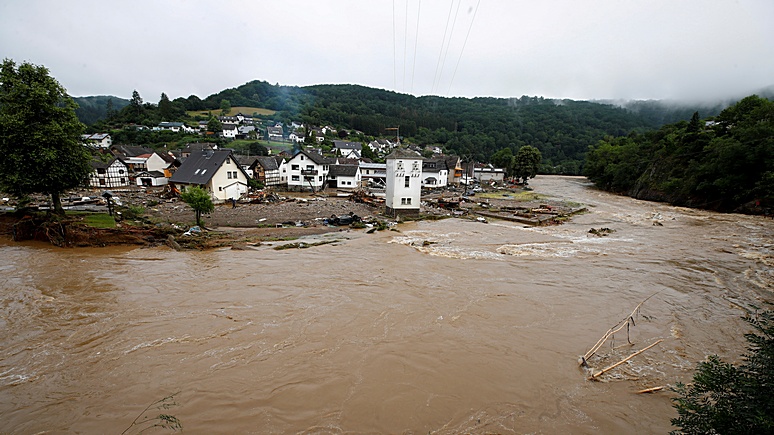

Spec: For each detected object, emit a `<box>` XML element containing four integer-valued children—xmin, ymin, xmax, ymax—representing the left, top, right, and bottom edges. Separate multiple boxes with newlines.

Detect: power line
<box><xmin>402</xmin><ymin>0</ymin><xmax>409</xmax><ymax>92</ymax></box>
<box><xmin>431</xmin><ymin>1</ymin><xmax>456</xmax><ymax>94</ymax></box>
<box><xmin>447</xmin><ymin>0</ymin><xmax>481</xmax><ymax>96</ymax></box>
<box><xmin>437</xmin><ymin>0</ymin><xmax>462</xmax><ymax>94</ymax></box>
<box><xmin>410</xmin><ymin>0</ymin><xmax>422</xmax><ymax>94</ymax></box>
<box><xmin>392</xmin><ymin>0</ymin><xmax>397</xmax><ymax>92</ymax></box>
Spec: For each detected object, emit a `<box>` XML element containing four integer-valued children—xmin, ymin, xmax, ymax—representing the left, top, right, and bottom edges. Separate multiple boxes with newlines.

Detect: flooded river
<box><xmin>1</xmin><ymin>176</ymin><xmax>772</xmax><ymax>434</ymax></box>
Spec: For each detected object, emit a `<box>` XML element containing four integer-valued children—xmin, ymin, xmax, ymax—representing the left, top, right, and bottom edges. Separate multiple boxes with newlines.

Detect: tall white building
<box><xmin>385</xmin><ymin>149</ymin><xmax>423</xmax><ymax>217</ymax></box>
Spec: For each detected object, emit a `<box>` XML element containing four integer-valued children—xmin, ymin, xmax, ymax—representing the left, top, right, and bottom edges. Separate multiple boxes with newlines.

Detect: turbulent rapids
<box><xmin>1</xmin><ymin>175</ymin><xmax>771</xmax><ymax>433</ymax></box>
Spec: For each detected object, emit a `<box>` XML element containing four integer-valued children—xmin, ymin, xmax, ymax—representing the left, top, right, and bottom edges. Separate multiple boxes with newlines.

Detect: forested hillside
<box><xmin>72</xmin><ymin>95</ymin><xmax>129</xmax><ymax>125</ymax></box>
<box><xmin>584</xmin><ymin>95</ymin><xmax>774</xmax><ymax>213</ymax></box>
<box><xmin>75</xmin><ymin>81</ymin><xmax>754</xmax><ymax>174</ymax></box>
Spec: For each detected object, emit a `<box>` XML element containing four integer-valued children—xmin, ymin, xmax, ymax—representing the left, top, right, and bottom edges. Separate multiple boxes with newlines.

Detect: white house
<box><xmin>286</xmin><ymin>150</ymin><xmax>330</xmax><ymax>192</ymax></box>
<box><xmin>474</xmin><ymin>166</ymin><xmax>506</xmax><ymax>183</ymax></box>
<box><xmin>327</xmin><ymin>165</ymin><xmax>361</xmax><ymax>190</ymax></box>
<box><xmin>89</xmin><ymin>158</ymin><xmax>130</xmax><ymax>188</ymax></box>
<box><xmin>135</xmin><ymin>171</ymin><xmax>168</xmax><ymax>187</ymax></box>
<box><xmin>221</xmin><ymin>124</ymin><xmax>238</xmax><ymax>139</ymax></box>
<box><xmin>360</xmin><ymin>162</ymin><xmax>387</xmax><ymax>188</ymax></box>
<box><xmin>422</xmin><ymin>159</ymin><xmax>449</xmax><ymax>188</ymax></box>
<box><xmin>169</xmin><ymin>150</ymin><xmax>250</xmax><ymax>201</ymax></box>
<box><xmin>385</xmin><ymin>148</ymin><xmax>423</xmax><ymax>217</ymax></box>
<box><xmin>82</xmin><ymin>133</ymin><xmax>112</xmax><ymax>149</ymax></box>
<box><xmin>333</xmin><ymin>140</ymin><xmax>362</xmax><ymax>159</ymax></box>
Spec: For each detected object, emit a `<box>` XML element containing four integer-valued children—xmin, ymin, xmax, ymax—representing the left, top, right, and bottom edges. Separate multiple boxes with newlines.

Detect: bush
<box><xmin>671</xmin><ymin>309</ymin><xmax>774</xmax><ymax>434</ymax></box>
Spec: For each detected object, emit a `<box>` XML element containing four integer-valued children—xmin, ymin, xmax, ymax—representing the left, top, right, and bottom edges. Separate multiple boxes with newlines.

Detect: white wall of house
<box><xmin>89</xmin><ymin>160</ymin><xmax>130</xmax><ymax>188</ymax></box>
<box><xmin>135</xmin><ymin>174</ymin><xmax>168</xmax><ymax>187</ymax></box>
<box><xmin>286</xmin><ymin>153</ymin><xmax>328</xmax><ymax>191</ymax></box>
<box><xmin>207</xmin><ymin>158</ymin><xmax>248</xmax><ymax>201</ymax></box>
<box><xmin>422</xmin><ymin>169</ymin><xmax>449</xmax><ymax>188</ymax></box>
<box><xmin>145</xmin><ymin>153</ymin><xmax>168</xmax><ymax>173</ymax></box>
<box><xmin>386</xmin><ymin>156</ymin><xmax>421</xmax><ymax>213</ymax></box>
<box><xmin>475</xmin><ymin>168</ymin><xmax>505</xmax><ymax>183</ymax></box>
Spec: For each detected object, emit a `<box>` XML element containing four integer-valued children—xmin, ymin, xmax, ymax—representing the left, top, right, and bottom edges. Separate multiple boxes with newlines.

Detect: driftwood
<box><xmin>588</xmin><ymin>339</ymin><xmax>664</xmax><ymax>381</ymax></box>
<box><xmin>580</xmin><ymin>292</ymin><xmax>660</xmax><ymax>366</ymax></box>
<box><xmin>635</xmin><ymin>386</ymin><xmax>665</xmax><ymax>394</ymax></box>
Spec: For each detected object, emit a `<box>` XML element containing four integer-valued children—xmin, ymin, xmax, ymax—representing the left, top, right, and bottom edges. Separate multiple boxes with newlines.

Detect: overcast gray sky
<box><xmin>1</xmin><ymin>0</ymin><xmax>772</xmax><ymax>103</ymax></box>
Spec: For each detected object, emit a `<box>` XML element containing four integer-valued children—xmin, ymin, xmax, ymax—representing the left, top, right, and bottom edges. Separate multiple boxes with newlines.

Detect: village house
<box><xmin>254</xmin><ymin>156</ymin><xmax>284</xmax><ymax>187</ymax></box>
<box><xmin>169</xmin><ymin>149</ymin><xmax>250</xmax><ymax>201</ymax></box>
<box><xmin>421</xmin><ymin>158</ymin><xmax>449</xmax><ymax>188</ymax></box>
<box><xmin>82</xmin><ymin>133</ymin><xmax>112</xmax><ymax>149</ymax></box>
<box><xmin>288</xmin><ymin>130</ymin><xmax>304</xmax><ymax>143</ymax></box>
<box><xmin>235</xmin><ymin>112</ymin><xmax>253</xmax><ymax>125</ymax></box>
<box><xmin>156</xmin><ymin>121</ymin><xmax>193</xmax><ymax>133</ymax></box>
<box><xmin>267</xmin><ymin>124</ymin><xmax>284</xmax><ymax>141</ymax></box>
<box><xmin>443</xmin><ymin>155</ymin><xmax>463</xmax><ymax>185</ymax></box>
<box><xmin>221</xmin><ymin>123</ymin><xmax>238</xmax><ymax>139</ymax></box>
<box><xmin>286</xmin><ymin>150</ymin><xmax>331</xmax><ymax>192</ymax></box>
<box><xmin>134</xmin><ymin>171</ymin><xmax>168</xmax><ymax>187</ymax></box>
<box><xmin>327</xmin><ymin>165</ymin><xmax>361</xmax><ymax>190</ymax></box>
<box><xmin>89</xmin><ymin>158</ymin><xmax>130</xmax><ymax>188</ymax></box>
<box><xmin>385</xmin><ymin>148</ymin><xmax>423</xmax><ymax>217</ymax></box>
<box><xmin>332</xmin><ymin>140</ymin><xmax>363</xmax><ymax>159</ymax></box>
<box><xmin>359</xmin><ymin>162</ymin><xmax>387</xmax><ymax>189</ymax></box>
<box><xmin>474</xmin><ymin>165</ymin><xmax>506</xmax><ymax>184</ymax></box>
<box><xmin>180</xmin><ymin>142</ymin><xmax>216</xmax><ymax>158</ymax></box>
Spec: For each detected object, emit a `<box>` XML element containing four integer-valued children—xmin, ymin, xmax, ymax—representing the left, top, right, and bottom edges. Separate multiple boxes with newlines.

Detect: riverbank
<box><xmin>0</xmin><ymin>184</ymin><xmax>584</xmax><ymax>249</ymax></box>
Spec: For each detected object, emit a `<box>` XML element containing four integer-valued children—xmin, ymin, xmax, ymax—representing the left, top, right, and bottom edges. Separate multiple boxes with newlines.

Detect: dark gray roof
<box><xmin>333</xmin><ymin>140</ymin><xmax>362</xmax><ymax>150</ymax></box>
<box><xmin>328</xmin><ymin>164</ymin><xmax>359</xmax><ymax>177</ymax></box>
<box><xmin>236</xmin><ymin>155</ymin><xmax>259</xmax><ymax>166</ymax></box>
<box><xmin>113</xmin><ymin>145</ymin><xmax>153</xmax><ymax>157</ymax></box>
<box><xmin>293</xmin><ymin>149</ymin><xmax>331</xmax><ymax>165</ymax></box>
<box><xmin>135</xmin><ymin>170</ymin><xmax>166</xmax><ymax>178</ymax></box>
<box><xmin>385</xmin><ymin>148</ymin><xmax>423</xmax><ymax>160</ymax></box>
<box><xmin>256</xmin><ymin>156</ymin><xmax>279</xmax><ymax>171</ymax></box>
<box><xmin>91</xmin><ymin>157</ymin><xmax>125</xmax><ymax>170</ymax></box>
<box><xmin>170</xmin><ymin>150</ymin><xmax>241</xmax><ymax>185</ymax></box>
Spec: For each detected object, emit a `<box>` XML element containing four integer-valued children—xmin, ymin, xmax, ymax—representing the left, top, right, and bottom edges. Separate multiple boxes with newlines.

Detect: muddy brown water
<box><xmin>1</xmin><ymin>176</ymin><xmax>772</xmax><ymax>434</ymax></box>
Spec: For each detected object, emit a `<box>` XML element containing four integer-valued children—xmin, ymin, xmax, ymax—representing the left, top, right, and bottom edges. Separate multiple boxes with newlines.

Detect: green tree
<box><xmin>158</xmin><ymin>92</ymin><xmax>173</xmax><ymax>120</ymax></box>
<box><xmin>513</xmin><ymin>145</ymin><xmax>542</xmax><ymax>184</ymax></box>
<box><xmin>671</xmin><ymin>310</ymin><xmax>774</xmax><ymax>434</ymax></box>
<box><xmin>129</xmin><ymin>89</ymin><xmax>143</xmax><ymax>121</ymax></box>
<box><xmin>491</xmin><ymin>147</ymin><xmax>515</xmax><ymax>176</ymax></box>
<box><xmin>220</xmin><ymin>99</ymin><xmax>231</xmax><ymax>115</ymax></box>
<box><xmin>180</xmin><ymin>186</ymin><xmax>214</xmax><ymax>226</ymax></box>
<box><xmin>0</xmin><ymin>59</ymin><xmax>92</xmax><ymax>214</ymax></box>
<box><xmin>206</xmin><ymin>116</ymin><xmax>222</xmax><ymax>133</ymax></box>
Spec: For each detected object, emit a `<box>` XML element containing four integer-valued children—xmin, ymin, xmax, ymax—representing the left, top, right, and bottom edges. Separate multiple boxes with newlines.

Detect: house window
<box><xmin>99</xmin><ymin>179</ymin><xmax>106</xmax><ymax>186</ymax></box>
<box><xmin>397</xmin><ymin>161</ymin><xmax>403</xmax><ymax>170</ymax></box>
<box><xmin>318</xmin><ymin>176</ymin><xmax>322</xmax><ymax>181</ymax></box>
<box><xmin>219</xmin><ymin>187</ymin><xmax>222</xmax><ymax>191</ymax></box>
<box><xmin>233</xmin><ymin>171</ymin><xmax>238</xmax><ymax>178</ymax></box>
<box><xmin>301</xmin><ymin>155</ymin><xmax>304</xmax><ymax>160</ymax></box>
<box><xmin>291</xmin><ymin>164</ymin><xmax>299</xmax><ymax>170</ymax></box>
<box><xmin>120</xmin><ymin>178</ymin><xmax>126</xmax><ymax>184</ymax></box>
<box><xmin>404</xmin><ymin>176</ymin><xmax>410</xmax><ymax>188</ymax></box>
<box><xmin>119</xmin><ymin>169</ymin><xmax>125</xmax><ymax>174</ymax></box>
<box><xmin>401</xmin><ymin>197</ymin><xmax>412</xmax><ymax>205</ymax></box>
<box><xmin>292</xmin><ymin>175</ymin><xmax>299</xmax><ymax>181</ymax></box>
<box><xmin>228</xmin><ymin>172</ymin><xmax>232</xmax><ymax>179</ymax></box>
<box><xmin>306</xmin><ymin>165</ymin><xmax>314</xmax><ymax>170</ymax></box>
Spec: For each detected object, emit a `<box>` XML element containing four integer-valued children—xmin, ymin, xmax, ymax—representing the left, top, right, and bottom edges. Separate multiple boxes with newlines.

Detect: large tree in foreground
<box><xmin>0</xmin><ymin>59</ymin><xmax>92</xmax><ymax>214</ymax></box>
<box><xmin>671</xmin><ymin>309</ymin><xmax>774</xmax><ymax>434</ymax></box>
<box><xmin>180</xmin><ymin>186</ymin><xmax>214</xmax><ymax>227</ymax></box>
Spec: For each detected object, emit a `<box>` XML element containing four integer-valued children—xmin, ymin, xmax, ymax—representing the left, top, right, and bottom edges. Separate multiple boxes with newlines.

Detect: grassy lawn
<box><xmin>186</xmin><ymin>106</ymin><xmax>276</xmax><ymax>118</ymax></box>
<box><xmin>70</xmin><ymin>212</ymin><xmax>116</xmax><ymax>228</ymax></box>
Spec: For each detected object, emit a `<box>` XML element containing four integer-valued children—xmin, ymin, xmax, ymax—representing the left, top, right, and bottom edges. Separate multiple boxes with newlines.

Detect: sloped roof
<box><xmin>292</xmin><ymin>149</ymin><xmax>331</xmax><ymax>165</ymax></box>
<box><xmin>183</xmin><ymin>142</ymin><xmax>216</xmax><ymax>152</ymax></box>
<box><xmin>333</xmin><ymin>140</ymin><xmax>362</xmax><ymax>150</ymax></box>
<box><xmin>385</xmin><ymin>148</ymin><xmax>423</xmax><ymax>160</ymax></box>
<box><xmin>328</xmin><ymin>164</ymin><xmax>359</xmax><ymax>177</ymax></box>
<box><xmin>256</xmin><ymin>156</ymin><xmax>279</xmax><ymax>171</ymax></box>
<box><xmin>135</xmin><ymin>170</ymin><xmax>166</xmax><ymax>178</ymax></box>
<box><xmin>113</xmin><ymin>145</ymin><xmax>153</xmax><ymax>157</ymax></box>
<box><xmin>170</xmin><ymin>150</ymin><xmax>241</xmax><ymax>185</ymax></box>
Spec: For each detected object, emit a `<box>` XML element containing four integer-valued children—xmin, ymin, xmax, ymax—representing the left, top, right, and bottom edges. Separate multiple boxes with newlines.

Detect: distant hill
<box><xmin>75</xmin><ymin>82</ymin><xmax>773</xmax><ymax>175</ymax></box>
<box><xmin>72</xmin><ymin>95</ymin><xmax>129</xmax><ymax>126</ymax></box>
